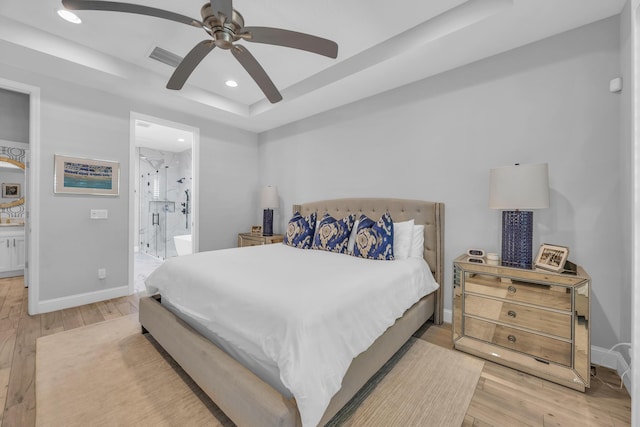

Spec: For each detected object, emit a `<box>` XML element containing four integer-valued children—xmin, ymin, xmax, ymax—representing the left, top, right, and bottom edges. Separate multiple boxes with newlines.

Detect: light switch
<box><xmin>90</xmin><ymin>209</ymin><xmax>108</xmax><ymax>219</ymax></box>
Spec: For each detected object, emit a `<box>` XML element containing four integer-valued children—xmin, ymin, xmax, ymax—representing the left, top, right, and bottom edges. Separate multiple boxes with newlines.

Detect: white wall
<box><xmin>259</xmin><ymin>17</ymin><xmax>626</xmax><ymax>350</ymax></box>
<box><xmin>0</xmin><ymin>61</ymin><xmax>259</xmax><ymax>310</ymax></box>
<box><xmin>0</xmin><ymin>88</ymin><xmax>28</xmax><ymax>143</ymax></box>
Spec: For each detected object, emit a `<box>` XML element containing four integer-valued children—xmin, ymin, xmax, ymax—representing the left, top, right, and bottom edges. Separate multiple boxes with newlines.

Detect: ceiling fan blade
<box><xmin>231</xmin><ymin>45</ymin><xmax>282</xmax><ymax>104</ymax></box>
<box><xmin>210</xmin><ymin>0</ymin><xmax>233</xmax><ymax>23</ymax></box>
<box><xmin>62</xmin><ymin>0</ymin><xmax>203</xmax><ymax>28</ymax></box>
<box><xmin>167</xmin><ymin>41</ymin><xmax>216</xmax><ymax>90</ymax></box>
<box><xmin>242</xmin><ymin>27</ymin><xmax>338</xmax><ymax>58</ymax></box>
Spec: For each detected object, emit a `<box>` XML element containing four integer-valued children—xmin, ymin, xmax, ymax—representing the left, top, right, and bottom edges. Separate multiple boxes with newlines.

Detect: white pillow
<box><xmin>393</xmin><ymin>219</ymin><xmax>414</xmax><ymax>260</ymax></box>
<box><xmin>347</xmin><ymin>219</ymin><xmax>360</xmax><ymax>254</ymax></box>
<box><xmin>409</xmin><ymin>225</ymin><xmax>425</xmax><ymax>258</ymax></box>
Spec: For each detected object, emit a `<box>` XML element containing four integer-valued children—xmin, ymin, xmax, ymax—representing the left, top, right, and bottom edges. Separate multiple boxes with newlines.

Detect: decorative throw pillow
<box><xmin>409</xmin><ymin>224</ymin><xmax>425</xmax><ymax>258</ymax></box>
<box><xmin>393</xmin><ymin>219</ymin><xmax>414</xmax><ymax>260</ymax></box>
<box><xmin>312</xmin><ymin>213</ymin><xmax>356</xmax><ymax>254</ymax></box>
<box><xmin>353</xmin><ymin>212</ymin><xmax>394</xmax><ymax>260</ymax></box>
<box><xmin>346</xmin><ymin>219</ymin><xmax>360</xmax><ymax>254</ymax></box>
<box><xmin>283</xmin><ymin>211</ymin><xmax>317</xmax><ymax>249</ymax></box>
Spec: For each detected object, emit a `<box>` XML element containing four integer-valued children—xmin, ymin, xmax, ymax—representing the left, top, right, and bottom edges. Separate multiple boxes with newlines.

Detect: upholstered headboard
<box><xmin>293</xmin><ymin>198</ymin><xmax>444</xmax><ymax>324</ymax></box>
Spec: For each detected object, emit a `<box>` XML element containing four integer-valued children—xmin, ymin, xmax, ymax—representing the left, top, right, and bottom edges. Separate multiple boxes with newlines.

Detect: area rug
<box><xmin>327</xmin><ymin>338</ymin><xmax>484</xmax><ymax>426</ymax></box>
<box><xmin>36</xmin><ymin>315</ymin><xmax>483</xmax><ymax>426</ymax></box>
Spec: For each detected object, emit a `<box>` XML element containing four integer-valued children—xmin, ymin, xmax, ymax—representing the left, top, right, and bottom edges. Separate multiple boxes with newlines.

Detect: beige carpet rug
<box><xmin>36</xmin><ymin>315</ymin><xmax>483</xmax><ymax>427</ymax></box>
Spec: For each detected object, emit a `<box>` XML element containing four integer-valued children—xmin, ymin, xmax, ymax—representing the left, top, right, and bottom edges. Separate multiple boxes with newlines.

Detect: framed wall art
<box><xmin>1</xmin><ymin>183</ymin><xmax>20</xmax><ymax>198</ymax></box>
<box><xmin>54</xmin><ymin>154</ymin><xmax>120</xmax><ymax>196</ymax></box>
<box><xmin>534</xmin><ymin>243</ymin><xmax>569</xmax><ymax>272</ymax></box>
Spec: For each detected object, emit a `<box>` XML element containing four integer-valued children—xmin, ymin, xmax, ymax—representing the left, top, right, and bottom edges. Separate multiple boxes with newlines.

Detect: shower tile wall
<box><xmin>138</xmin><ymin>147</ymin><xmax>192</xmax><ymax>259</ymax></box>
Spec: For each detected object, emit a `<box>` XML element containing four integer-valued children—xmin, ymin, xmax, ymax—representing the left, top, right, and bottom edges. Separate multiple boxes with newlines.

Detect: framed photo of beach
<box><xmin>54</xmin><ymin>154</ymin><xmax>120</xmax><ymax>196</ymax></box>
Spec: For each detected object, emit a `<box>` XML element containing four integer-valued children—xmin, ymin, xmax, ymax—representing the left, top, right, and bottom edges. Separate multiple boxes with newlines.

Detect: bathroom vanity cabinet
<box><xmin>0</xmin><ymin>227</ymin><xmax>25</xmax><ymax>277</ymax></box>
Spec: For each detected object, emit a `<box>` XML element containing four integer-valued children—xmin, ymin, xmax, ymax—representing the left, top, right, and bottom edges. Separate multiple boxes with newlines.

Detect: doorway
<box><xmin>0</xmin><ymin>78</ymin><xmax>40</xmax><ymax>315</ymax></box>
<box><xmin>129</xmin><ymin>113</ymin><xmax>199</xmax><ymax>293</ymax></box>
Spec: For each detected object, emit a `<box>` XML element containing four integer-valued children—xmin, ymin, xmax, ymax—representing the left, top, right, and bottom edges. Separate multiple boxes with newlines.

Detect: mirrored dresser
<box><xmin>453</xmin><ymin>254</ymin><xmax>590</xmax><ymax>391</ymax></box>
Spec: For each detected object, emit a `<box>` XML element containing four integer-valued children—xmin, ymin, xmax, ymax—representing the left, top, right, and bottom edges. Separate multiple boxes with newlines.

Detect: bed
<box><xmin>139</xmin><ymin>198</ymin><xmax>444</xmax><ymax>426</ymax></box>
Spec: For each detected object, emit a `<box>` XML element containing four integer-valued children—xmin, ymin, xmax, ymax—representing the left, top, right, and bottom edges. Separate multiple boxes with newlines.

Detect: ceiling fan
<box><xmin>61</xmin><ymin>0</ymin><xmax>339</xmax><ymax>103</ymax></box>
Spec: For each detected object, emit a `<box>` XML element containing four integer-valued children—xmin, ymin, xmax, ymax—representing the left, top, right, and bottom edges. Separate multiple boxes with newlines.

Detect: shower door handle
<box><xmin>152</xmin><ymin>212</ymin><xmax>160</xmax><ymax>226</ymax></box>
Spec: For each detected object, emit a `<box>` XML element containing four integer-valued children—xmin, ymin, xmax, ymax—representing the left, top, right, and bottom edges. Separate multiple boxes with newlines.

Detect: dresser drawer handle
<box><xmin>507</xmin><ymin>310</ymin><xmax>517</xmax><ymax>318</ymax></box>
<box><xmin>507</xmin><ymin>285</ymin><xmax>517</xmax><ymax>294</ymax></box>
<box><xmin>507</xmin><ymin>335</ymin><xmax>517</xmax><ymax>343</ymax></box>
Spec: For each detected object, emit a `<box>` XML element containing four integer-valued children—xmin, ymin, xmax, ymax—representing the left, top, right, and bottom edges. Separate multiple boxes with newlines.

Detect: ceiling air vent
<box><xmin>149</xmin><ymin>47</ymin><xmax>183</xmax><ymax>68</ymax></box>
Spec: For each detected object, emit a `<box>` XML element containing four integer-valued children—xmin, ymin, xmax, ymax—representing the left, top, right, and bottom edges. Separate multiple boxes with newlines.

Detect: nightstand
<box><xmin>237</xmin><ymin>233</ymin><xmax>284</xmax><ymax>247</ymax></box>
<box><xmin>453</xmin><ymin>254</ymin><xmax>590</xmax><ymax>391</ymax></box>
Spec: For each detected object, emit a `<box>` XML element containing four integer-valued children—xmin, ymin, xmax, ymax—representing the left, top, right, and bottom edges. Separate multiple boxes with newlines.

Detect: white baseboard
<box><xmin>0</xmin><ymin>270</ymin><xmax>23</xmax><ymax>279</ymax></box>
<box><xmin>591</xmin><ymin>345</ymin><xmax>632</xmax><ymax>395</ymax></box>
<box><xmin>36</xmin><ymin>286</ymin><xmax>130</xmax><ymax>314</ymax></box>
<box><xmin>443</xmin><ymin>308</ymin><xmax>452</xmax><ymax>324</ymax></box>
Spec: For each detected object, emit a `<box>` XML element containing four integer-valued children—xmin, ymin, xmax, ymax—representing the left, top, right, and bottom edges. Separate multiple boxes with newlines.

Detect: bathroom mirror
<box><xmin>0</xmin><ymin>157</ymin><xmax>25</xmax><ymax>209</ymax></box>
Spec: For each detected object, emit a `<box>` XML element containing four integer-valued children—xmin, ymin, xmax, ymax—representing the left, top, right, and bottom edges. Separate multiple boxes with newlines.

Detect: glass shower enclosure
<box><xmin>138</xmin><ymin>147</ymin><xmax>191</xmax><ymax>260</ymax></box>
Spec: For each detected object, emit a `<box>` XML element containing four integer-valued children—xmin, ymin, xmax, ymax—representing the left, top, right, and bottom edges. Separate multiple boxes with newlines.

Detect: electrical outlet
<box><xmin>98</xmin><ymin>268</ymin><xmax>106</xmax><ymax>279</ymax></box>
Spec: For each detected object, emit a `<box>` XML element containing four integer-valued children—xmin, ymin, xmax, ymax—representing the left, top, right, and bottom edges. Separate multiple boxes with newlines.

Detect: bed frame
<box><xmin>139</xmin><ymin>198</ymin><xmax>444</xmax><ymax>426</ymax></box>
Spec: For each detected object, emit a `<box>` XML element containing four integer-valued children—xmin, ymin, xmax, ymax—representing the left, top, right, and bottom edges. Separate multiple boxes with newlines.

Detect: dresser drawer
<box><xmin>464</xmin><ymin>294</ymin><xmax>571</xmax><ymax>339</ymax></box>
<box><xmin>464</xmin><ymin>316</ymin><xmax>571</xmax><ymax>366</ymax></box>
<box><xmin>238</xmin><ymin>234</ymin><xmax>284</xmax><ymax>247</ymax></box>
<box><xmin>464</xmin><ymin>274</ymin><xmax>571</xmax><ymax>311</ymax></box>
<box><xmin>239</xmin><ymin>236</ymin><xmax>264</xmax><ymax>247</ymax></box>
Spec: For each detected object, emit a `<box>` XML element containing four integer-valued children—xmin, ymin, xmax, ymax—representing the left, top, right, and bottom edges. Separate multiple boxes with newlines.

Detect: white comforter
<box><xmin>145</xmin><ymin>243</ymin><xmax>439</xmax><ymax>427</ymax></box>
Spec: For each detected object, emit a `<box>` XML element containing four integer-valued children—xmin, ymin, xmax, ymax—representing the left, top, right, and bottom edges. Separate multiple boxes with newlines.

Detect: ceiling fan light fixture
<box><xmin>225</xmin><ymin>80</ymin><xmax>238</xmax><ymax>88</ymax></box>
<box><xmin>57</xmin><ymin>9</ymin><xmax>82</xmax><ymax>24</ymax></box>
<box><xmin>63</xmin><ymin>0</ymin><xmax>338</xmax><ymax>103</ymax></box>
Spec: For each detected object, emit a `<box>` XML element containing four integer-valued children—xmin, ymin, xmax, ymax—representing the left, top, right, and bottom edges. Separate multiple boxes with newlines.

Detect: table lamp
<box><xmin>489</xmin><ymin>163</ymin><xmax>549</xmax><ymax>269</ymax></box>
<box><xmin>261</xmin><ymin>185</ymin><xmax>279</xmax><ymax>236</ymax></box>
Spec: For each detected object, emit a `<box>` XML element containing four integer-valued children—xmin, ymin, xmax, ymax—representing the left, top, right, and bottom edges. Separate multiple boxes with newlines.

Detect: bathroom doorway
<box><xmin>129</xmin><ymin>113</ymin><xmax>199</xmax><ymax>293</ymax></box>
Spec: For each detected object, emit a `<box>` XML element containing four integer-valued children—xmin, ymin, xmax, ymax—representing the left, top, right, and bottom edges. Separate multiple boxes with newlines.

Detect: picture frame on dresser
<box><xmin>534</xmin><ymin>243</ymin><xmax>569</xmax><ymax>272</ymax></box>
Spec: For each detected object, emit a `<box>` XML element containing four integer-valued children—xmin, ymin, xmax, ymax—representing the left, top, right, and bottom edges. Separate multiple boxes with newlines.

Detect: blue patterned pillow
<box><xmin>283</xmin><ymin>211</ymin><xmax>317</xmax><ymax>249</ymax></box>
<box><xmin>353</xmin><ymin>212</ymin><xmax>394</xmax><ymax>260</ymax></box>
<box><xmin>312</xmin><ymin>213</ymin><xmax>356</xmax><ymax>254</ymax></box>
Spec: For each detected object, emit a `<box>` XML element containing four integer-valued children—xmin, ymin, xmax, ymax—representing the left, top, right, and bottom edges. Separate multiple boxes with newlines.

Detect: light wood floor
<box><xmin>0</xmin><ymin>276</ymin><xmax>631</xmax><ymax>426</ymax></box>
<box><xmin>0</xmin><ymin>276</ymin><xmax>139</xmax><ymax>426</ymax></box>
<box><xmin>418</xmin><ymin>324</ymin><xmax>631</xmax><ymax>426</ymax></box>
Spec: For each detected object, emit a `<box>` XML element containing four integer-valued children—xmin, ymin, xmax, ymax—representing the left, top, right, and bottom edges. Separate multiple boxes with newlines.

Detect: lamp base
<box><xmin>501</xmin><ymin>210</ymin><xmax>533</xmax><ymax>269</ymax></box>
<box><xmin>263</xmin><ymin>209</ymin><xmax>274</xmax><ymax>236</ymax></box>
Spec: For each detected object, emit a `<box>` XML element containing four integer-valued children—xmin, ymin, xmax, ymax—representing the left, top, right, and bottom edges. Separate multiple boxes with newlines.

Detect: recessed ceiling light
<box><xmin>225</xmin><ymin>80</ymin><xmax>238</xmax><ymax>88</ymax></box>
<box><xmin>57</xmin><ymin>9</ymin><xmax>82</xmax><ymax>24</ymax></box>
<box><xmin>178</xmin><ymin>138</ymin><xmax>185</xmax><ymax>142</ymax></box>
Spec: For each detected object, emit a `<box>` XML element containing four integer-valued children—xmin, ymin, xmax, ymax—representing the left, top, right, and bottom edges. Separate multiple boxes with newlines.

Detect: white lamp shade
<box><xmin>489</xmin><ymin>163</ymin><xmax>550</xmax><ymax>210</ymax></box>
<box><xmin>261</xmin><ymin>185</ymin><xmax>279</xmax><ymax>209</ymax></box>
